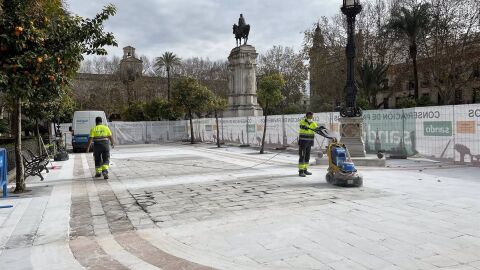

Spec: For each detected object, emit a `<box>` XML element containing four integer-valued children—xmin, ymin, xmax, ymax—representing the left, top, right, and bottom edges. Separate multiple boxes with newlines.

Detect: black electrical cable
<box><xmin>111</xmin><ymin>138</ymin><xmax>301</xmax><ymax>171</ymax></box>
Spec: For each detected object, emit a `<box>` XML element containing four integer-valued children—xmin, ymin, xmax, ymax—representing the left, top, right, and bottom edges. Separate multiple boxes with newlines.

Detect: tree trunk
<box><xmin>167</xmin><ymin>67</ymin><xmax>170</xmax><ymax>101</ymax></box>
<box><xmin>410</xmin><ymin>42</ymin><xmax>419</xmax><ymax>101</ymax></box>
<box><xmin>260</xmin><ymin>108</ymin><xmax>268</xmax><ymax>154</ymax></box>
<box><xmin>126</xmin><ymin>81</ymin><xmax>131</xmax><ymax>104</ymax></box>
<box><xmin>369</xmin><ymin>95</ymin><xmax>375</xmax><ymax>108</ymax></box>
<box><xmin>36</xmin><ymin>119</ymin><xmax>42</xmax><ymax>155</ymax></box>
<box><xmin>189</xmin><ymin>109</ymin><xmax>195</xmax><ymax>144</ymax></box>
<box><xmin>14</xmin><ymin>97</ymin><xmax>25</xmax><ymax>193</ymax></box>
<box><xmin>215</xmin><ymin>111</ymin><xmax>220</xmax><ymax>148</ymax></box>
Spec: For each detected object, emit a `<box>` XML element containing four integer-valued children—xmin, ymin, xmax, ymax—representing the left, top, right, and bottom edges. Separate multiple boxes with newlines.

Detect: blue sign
<box><xmin>0</xmin><ymin>148</ymin><xmax>13</xmax><ymax>208</ymax></box>
<box><xmin>0</xmin><ymin>148</ymin><xmax>7</xmax><ymax>198</ymax></box>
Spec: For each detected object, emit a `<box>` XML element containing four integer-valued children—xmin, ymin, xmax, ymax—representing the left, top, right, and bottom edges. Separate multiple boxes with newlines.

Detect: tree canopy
<box><xmin>0</xmin><ymin>0</ymin><xmax>117</xmax><ymax>192</ymax></box>
<box><xmin>257</xmin><ymin>72</ymin><xmax>285</xmax><ymax>154</ymax></box>
<box><xmin>258</xmin><ymin>45</ymin><xmax>307</xmax><ymax>113</ymax></box>
<box><xmin>257</xmin><ymin>72</ymin><xmax>285</xmax><ymax>113</ymax></box>
<box><xmin>172</xmin><ymin>77</ymin><xmax>214</xmax><ymax>143</ymax></box>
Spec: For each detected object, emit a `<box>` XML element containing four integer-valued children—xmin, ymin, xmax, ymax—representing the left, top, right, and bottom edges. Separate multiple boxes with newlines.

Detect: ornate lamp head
<box><xmin>341</xmin><ymin>0</ymin><xmax>362</xmax><ymax>15</ymax></box>
<box><xmin>345</xmin><ymin>0</ymin><xmax>359</xmax><ymax>7</ymax></box>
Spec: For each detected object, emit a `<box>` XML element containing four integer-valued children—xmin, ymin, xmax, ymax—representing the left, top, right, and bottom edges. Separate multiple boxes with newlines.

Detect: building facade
<box><xmin>71</xmin><ymin>46</ymin><xmax>228</xmax><ymax>119</ymax></box>
<box><xmin>309</xmin><ymin>27</ymin><xmax>480</xmax><ymax>110</ymax></box>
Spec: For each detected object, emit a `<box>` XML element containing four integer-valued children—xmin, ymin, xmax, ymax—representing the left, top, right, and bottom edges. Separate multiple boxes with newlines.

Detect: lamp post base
<box><xmin>340</xmin><ymin>106</ymin><xmax>362</xmax><ymax>118</ymax></box>
<box><xmin>339</xmin><ymin>116</ymin><xmax>366</xmax><ymax>157</ymax></box>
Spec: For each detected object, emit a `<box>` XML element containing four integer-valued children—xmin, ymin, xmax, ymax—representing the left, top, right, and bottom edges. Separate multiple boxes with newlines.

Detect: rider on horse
<box><xmin>239</xmin><ymin>14</ymin><xmax>246</xmax><ymax>27</ymax></box>
<box><xmin>233</xmin><ymin>14</ymin><xmax>250</xmax><ymax>46</ymax></box>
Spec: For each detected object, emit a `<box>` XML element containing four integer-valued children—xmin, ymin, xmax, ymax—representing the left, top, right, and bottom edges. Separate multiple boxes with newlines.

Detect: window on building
<box><xmin>421</xmin><ymin>80</ymin><xmax>430</xmax><ymax>88</ymax></box>
<box><xmin>421</xmin><ymin>72</ymin><xmax>430</xmax><ymax>88</ymax></box>
<box><xmin>395</xmin><ymin>97</ymin><xmax>401</xmax><ymax>106</ymax></box>
<box><xmin>408</xmin><ymin>81</ymin><xmax>415</xmax><ymax>91</ymax></box>
<box><xmin>473</xmin><ymin>63</ymin><xmax>480</xmax><ymax>78</ymax></box>
<box><xmin>383</xmin><ymin>98</ymin><xmax>389</xmax><ymax>109</ymax></box>
<box><xmin>381</xmin><ymin>79</ymin><xmax>389</xmax><ymax>89</ymax></box>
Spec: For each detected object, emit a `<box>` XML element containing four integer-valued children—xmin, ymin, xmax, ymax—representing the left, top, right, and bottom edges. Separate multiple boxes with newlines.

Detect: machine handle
<box><xmin>312</xmin><ymin>126</ymin><xmax>336</xmax><ymax>141</ymax></box>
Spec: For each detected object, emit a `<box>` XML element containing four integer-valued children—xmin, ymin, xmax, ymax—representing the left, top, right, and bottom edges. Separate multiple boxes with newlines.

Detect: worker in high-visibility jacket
<box><xmin>86</xmin><ymin>117</ymin><xmax>115</xmax><ymax>179</ymax></box>
<box><xmin>298</xmin><ymin>112</ymin><xmax>318</xmax><ymax>177</ymax></box>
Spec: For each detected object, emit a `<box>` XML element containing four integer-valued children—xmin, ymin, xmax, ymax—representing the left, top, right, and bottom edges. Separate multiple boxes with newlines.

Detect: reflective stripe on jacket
<box><xmin>299</xmin><ymin>118</ymin><xmax>318</xmax><ymax>141</ymax></box>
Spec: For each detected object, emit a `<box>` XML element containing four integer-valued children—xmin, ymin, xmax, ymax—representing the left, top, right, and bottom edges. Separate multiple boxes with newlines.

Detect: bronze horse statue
<box><xmin>233</xmin><ymin>24</ymin><xmax>250</xmax><ymax>47</ymax></box>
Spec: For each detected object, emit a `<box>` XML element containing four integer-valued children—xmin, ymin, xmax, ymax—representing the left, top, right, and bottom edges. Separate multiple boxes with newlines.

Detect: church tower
<box><xmin>119</xmin><ymin>46</ymin><xmax>143</xmax><ymax>103</ymax></box>
<box><xmin>119</xmin><ymin>46</ymin><xmax>143</xmax><ymax>81</ymax></box>
<box><xmin>309</xmin><ymin>24</ymin><xmax>327</xmax><ymax>99</ymax></box>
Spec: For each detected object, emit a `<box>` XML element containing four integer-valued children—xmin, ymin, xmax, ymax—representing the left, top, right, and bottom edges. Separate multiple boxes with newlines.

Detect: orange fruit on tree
<box><xmin>14</xmin><ymin>26</ymin><xmax>23</xmax><ymax>36</ymax></box>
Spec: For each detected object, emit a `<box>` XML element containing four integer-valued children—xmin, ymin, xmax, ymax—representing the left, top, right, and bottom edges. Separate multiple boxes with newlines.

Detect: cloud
<box><xmin>65</xmin><ymin>0</ymin><xmax>340</xmax><ymax>61</ymax></box>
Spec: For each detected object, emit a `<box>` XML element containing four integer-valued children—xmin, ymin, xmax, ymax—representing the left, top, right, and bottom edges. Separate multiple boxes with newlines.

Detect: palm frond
<box><xmin>154</xmin><ymin>51</ymin><xmax>182</xmax><ymax>71</ymax></box>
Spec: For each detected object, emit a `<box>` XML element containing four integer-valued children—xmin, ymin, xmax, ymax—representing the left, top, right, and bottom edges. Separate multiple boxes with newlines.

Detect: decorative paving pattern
<box><xmin>1</xmin><ymin>144</ymin><xmax>480</xmax><ymax>270</ymax></box>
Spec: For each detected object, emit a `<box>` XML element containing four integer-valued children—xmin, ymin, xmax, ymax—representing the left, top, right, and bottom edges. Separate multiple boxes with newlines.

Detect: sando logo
<box><xmin>424</xmin><ymin>121</ymin><xmax>452</xmax><ymax>136</ymax></box>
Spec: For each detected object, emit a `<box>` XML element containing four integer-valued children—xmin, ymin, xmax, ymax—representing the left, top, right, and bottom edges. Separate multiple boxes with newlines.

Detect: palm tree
<box><xmin>155</xmin><ymin>52</ymin><xmax>181</xmax><ymax>100</ymax></box>
<box><xmin>386</xmin><ymin>3</ymin><xmax>431</xmax><ymax>101</ymax></box>
<box><xmin>357</xmin><ymin>60</ymin><xmax>389</xmax><ymax>108</ymax></box>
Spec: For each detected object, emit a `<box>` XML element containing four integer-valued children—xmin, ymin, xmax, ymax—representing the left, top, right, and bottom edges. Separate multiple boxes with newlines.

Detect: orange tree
<box><xmin>257</xmin><ymin>72</ymin><xmax>284</xmax><ymax>154</ymax></box>
<box><xmin>172</xmin><ymin>77</ymin><xmax>214</xmax><ymax>144</ymax></box>
<box><xmin>207</xmin><ymin>96</ymin><xmax>227</xmax><ymax>148</ymax></box>
<box><xmin>0</xmin><ymin>0</ymin><xmax>117</xmax><ymax>192</ymax></box>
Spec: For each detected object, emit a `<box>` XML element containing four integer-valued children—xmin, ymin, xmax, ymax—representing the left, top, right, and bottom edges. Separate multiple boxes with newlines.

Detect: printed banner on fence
<box><xmin>58</xmin><ymin>104</ymin><xmax>480</xmax><ymax>166</ymax></box>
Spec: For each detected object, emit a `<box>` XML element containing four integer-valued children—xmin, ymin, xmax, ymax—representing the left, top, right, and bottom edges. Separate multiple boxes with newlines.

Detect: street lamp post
<box><xmin>338</xmin><ymin>0</ymin><xmax>366</xmax><ymax>157</ymax></box>
<box><xmin>341</xmin><ymin>0</ymin><xmax>362</xmax><ymax>118</ymax></box>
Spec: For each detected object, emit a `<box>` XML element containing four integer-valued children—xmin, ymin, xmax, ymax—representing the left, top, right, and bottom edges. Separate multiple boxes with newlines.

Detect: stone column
<box><xmin>224</xmin><ymin>45</ymin><xmax>263</xmax><ymax>117</ymax></box>
<box><xmin>339</xmin><ymin>117</ymin><xmax>366</xmax><ymax>157</ymax></box>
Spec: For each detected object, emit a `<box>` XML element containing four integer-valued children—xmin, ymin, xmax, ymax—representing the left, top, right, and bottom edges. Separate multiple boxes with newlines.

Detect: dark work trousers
<box><xmin>298</xmin><ymin>139</ymin><xmax>313</xmax><ymax>171</ymax></box>
<box><xmin>93</xmin><ymin>141</ymin><xmax>110</xmax><ymax>173</ymax></box>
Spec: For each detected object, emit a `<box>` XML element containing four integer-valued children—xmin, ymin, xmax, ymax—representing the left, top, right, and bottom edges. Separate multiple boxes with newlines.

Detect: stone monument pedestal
<box><xmin>224</xmin><ymin>45</ymin><xmax>263</xmax><ymax>117</ymax></box>
<box><xmin>316</xmin><ymin>116</ymin><xmax>386</xmax><ymax>166</ymax></box>
<box><xmin>339</xmin><ymin>116</ymin><xmax>366</xmax><ymax>157</ymax></box>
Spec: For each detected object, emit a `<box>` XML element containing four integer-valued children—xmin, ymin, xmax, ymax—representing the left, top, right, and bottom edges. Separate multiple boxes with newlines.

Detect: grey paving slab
<box><xmin>1</xmin><ymin>144</ymin><xmax>480</xmax><ymax>270</ymax></box>
<box><xmin>109</xmin><ymin>144</ymin><xmax>480</xmax><ymax>270</ymax></box>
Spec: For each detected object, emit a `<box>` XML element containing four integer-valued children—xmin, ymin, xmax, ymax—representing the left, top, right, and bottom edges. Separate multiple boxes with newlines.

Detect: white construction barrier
<box><xmin>57</xmin><ymin>104</ymin><xmax>480</xmax><ymax>166</ymax></box>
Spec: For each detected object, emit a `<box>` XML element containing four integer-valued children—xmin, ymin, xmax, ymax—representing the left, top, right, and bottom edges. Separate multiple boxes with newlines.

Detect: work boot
<box><xmin>95</xmin><ymin>172</ymin><xmax>102</xmax><ymax>178</ymax></box>
<box><xmin>304</xmin><ymin>170</ymin><xmax>312</xmax><ymax>175</ymax></box>
<box><xmin>299</xmin><ymin>170</ymin><xmax>306</xmax><ymax>177</ymax></box>
<box><xmin>102</xmin><ymin>170</ymin><xmax>109</xmax><ymax>179</ymax></box>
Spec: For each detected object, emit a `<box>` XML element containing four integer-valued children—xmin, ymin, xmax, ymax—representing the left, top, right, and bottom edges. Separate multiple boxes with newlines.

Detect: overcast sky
<box><xmin>65</xmin><ymin>0</ymin><xmax>341</xmax><ymax>61</ymax></box>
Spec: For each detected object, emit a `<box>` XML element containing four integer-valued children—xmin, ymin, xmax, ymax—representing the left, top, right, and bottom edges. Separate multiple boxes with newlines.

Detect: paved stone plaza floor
<box><xmin>1</xmin><ymin>143</ymin><xmax>480</xmax><ymax>270</ymax></box>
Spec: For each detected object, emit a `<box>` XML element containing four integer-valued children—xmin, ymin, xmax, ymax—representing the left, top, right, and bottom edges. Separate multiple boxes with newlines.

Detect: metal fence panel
<box><xmin>54</xmin><ymin>104</ymin><xmax>480</xmax><ymax>166</ymax></box>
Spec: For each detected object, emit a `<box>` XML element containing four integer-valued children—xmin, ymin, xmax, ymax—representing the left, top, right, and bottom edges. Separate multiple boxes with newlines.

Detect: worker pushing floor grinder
<box><xmin>313</xmin><ymin>126</ymin><xmax>363</xmax><ymax>187</ymax></box>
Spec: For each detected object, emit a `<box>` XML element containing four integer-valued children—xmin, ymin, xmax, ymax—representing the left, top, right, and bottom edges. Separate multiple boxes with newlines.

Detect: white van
<box><xmin>70</xmin><ymin>111</ymin><xmax>108</xmax><ymax>152</ymax></box>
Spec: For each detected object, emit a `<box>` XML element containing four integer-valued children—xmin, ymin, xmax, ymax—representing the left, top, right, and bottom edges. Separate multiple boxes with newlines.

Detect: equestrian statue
<box><xmin>233</xmin><ymin>14</ymin><xmax>250</xmax><ymax>47</ymax></box>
